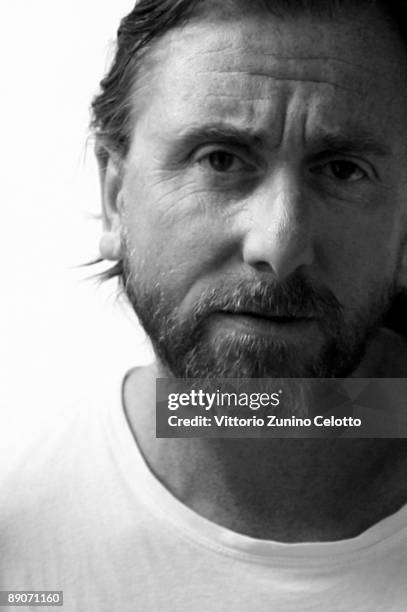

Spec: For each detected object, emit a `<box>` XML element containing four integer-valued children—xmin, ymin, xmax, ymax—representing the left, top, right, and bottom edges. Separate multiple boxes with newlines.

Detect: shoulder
<box><xmin>0</xmin><ymin>404</ymin><xmax>89</xmax><ymax>506</ymax></box>
<box><xmin>0</xmin><ymin>382</ymin><xmax>118</xmax><ymax>523</ymax></box>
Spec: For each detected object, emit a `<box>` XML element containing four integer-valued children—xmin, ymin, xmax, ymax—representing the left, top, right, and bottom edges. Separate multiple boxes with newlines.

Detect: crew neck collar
<box><xmin>100</xmin><ymin>368</ymin><xmax>407</xmax><ymax>566</ymax></box>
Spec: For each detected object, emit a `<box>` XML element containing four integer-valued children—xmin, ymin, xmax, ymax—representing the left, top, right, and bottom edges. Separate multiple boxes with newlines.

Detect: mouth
<box><xmin>210</xmin><ymin>310</ymin><xmax>316</xmax><ymax>336</ymax></box>
<box><xmin>233</xmin><ymin>311</ymin><xmax>311</xmax><ymax>322</ymax></box>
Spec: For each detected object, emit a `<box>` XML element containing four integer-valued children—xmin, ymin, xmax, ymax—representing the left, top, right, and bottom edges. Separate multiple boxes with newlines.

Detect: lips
<box><xmin>218</xmin><ymin>310</ymin><xmax>315</xmax><ymax>322</ymax></box>
<box><xmin>206</xmin><ymin>310</ymin><xmax>317</xmax><ymax>338</ymax></box>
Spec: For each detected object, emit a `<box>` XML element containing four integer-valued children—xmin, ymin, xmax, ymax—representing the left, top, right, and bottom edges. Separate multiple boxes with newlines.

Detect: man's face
<box><xmin>115</xmin><ymin>4</ymin><xmax>407</xmax><ymax>378</ymax></box>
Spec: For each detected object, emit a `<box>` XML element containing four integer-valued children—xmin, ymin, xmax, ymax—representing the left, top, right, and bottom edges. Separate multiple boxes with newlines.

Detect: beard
<box><xmin>120</xmin><ymin>251</ymin><xmax>395</xmax><ymax>381</ymax></box>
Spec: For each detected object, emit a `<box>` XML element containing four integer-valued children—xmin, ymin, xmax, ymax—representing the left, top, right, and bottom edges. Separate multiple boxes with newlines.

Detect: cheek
<box><xmin>121</xmin><ymin>172</ymin><xmax>236</xmax><ymax>297</ymax></box>
<box><xmin>320</xmin><ymin>211</ymin><xmax>399</xmax><ymax>308</ymax></box>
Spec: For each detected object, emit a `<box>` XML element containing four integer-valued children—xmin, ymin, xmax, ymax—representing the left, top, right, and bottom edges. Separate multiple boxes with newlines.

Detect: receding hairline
<box><xmin>174</xmin><ymin>0</ymin><xmax>383</xmax><ymax>23</ymax></box>
<box><xmin>129</xmin><ymin>0</ymin><xmax>401</xmax><ymax>90</ymax></box>
<box><xmin>91</xmin><ymin>0</ymin><xmax>405</xmax><ymax>161</ymax></box>
<box><xmin>125</xmin><ymin>0</ymin><xmax>404</xmax><ymax>135</ymax></box>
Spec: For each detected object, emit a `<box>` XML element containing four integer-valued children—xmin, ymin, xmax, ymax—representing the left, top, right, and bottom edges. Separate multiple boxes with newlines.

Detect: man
<box><xmin>2</xmin><ymin>0</ymin><xmax>407</xmax><ymax>610</ymax></box>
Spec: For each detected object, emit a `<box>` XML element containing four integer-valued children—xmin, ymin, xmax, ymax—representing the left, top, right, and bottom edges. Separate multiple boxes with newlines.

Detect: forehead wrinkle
<box><xmin>147</xmin><ymin>4</ymin><xmax>407</xmax><ymax>92</ymax></box>
<box><xmin>185</xmin><ymin>49</ymin><xmax>374</xmax><ymax>98</ymax></box>
<box><xmin>200</xmin><ymin>94</ymin><xmax>289</xmax><ymax>130</ymax></box>
<box><xmin>178</xmin><ymin>20</ymin><xmax>402</xmax><ymax>82</ymax></box>
<box><xmin>199</xmin><ymin>69</ymin><xmax>361</xmax><ymax>95</ymax></box>
<box><xmin>136</xmin><ymin>15</ymin><xmax>407</xmax><ymax>121</ymax></box>
<box><xmin>187</xmin><ymin>47</ymin><xmax>394</xmax><ymax>84</ymax></box>
<box><xmin>193</xmin><ymin>75</ymin><xmax>358</xmax><ymax>141</ymax></box>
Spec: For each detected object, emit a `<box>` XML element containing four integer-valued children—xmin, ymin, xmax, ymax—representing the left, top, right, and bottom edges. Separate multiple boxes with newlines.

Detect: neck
<box><xmin>123</xmin><ymin>329</ymin><xmax>407</xmax><ymax>542</ymax></box>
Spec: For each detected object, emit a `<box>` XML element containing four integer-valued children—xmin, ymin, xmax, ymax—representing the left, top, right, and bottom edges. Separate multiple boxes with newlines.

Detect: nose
<box><xmin>241</xmin><ymin>170</ymin><xmax>315</xmax><ymax>279</ymax></box>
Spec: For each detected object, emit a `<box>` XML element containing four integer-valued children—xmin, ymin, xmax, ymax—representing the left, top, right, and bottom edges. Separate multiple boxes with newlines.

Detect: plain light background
<box><xmin>0</xmin><ymin>1</ymin><xmax>153</xmax><ymax>449</ymax></box>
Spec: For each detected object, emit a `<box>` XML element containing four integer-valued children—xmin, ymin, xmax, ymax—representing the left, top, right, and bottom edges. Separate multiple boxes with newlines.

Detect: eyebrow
<box><xmin>168</xmin><ymin>122</ymin><xmax>391</xmax><ymax>159</ymax></box>
<box><xmin>170</xmin><ymin>124</ymin><xmax>265</xmax><ymax>153</ymax></box>
<box><xmin>313</xmin><ymin>133</ymin><xmax>391</xmax><ymax>158</ymax></box>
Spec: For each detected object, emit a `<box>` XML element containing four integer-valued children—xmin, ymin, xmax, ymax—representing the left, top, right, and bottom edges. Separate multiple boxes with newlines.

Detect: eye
<box><xmin>315</xmin><ymin>160</ymin><xmax>367</xmax><ymax>182</ymax></box>
<box><xmin>199</xmin><ymin>150</ymin><xmax>245</xmax><ymax>173</ymax></box>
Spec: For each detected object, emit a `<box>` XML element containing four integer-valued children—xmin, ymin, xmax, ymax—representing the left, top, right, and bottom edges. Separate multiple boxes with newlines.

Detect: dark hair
<box><xmin>91</xmin><ymin>0</ymin><xmax>202</xmax><ymax>160</ymax></box>
<box><xmin>89</xmin><ymin>0</ymin><xmax>407</xmax><ymax>310</ymax></box>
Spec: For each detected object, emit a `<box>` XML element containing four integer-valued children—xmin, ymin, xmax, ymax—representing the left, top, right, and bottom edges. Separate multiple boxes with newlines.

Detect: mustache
<box><xmin>191</xmin><ymin>276</ymin><xmax>342</xmax><ymax>321</ymax></box>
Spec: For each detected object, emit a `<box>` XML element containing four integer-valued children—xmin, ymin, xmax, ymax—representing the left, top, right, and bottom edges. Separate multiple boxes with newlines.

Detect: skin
<box><xmin>99</xmin><ymin>4</ymin><xmax>407</xmax><ymax>541</ymax></box>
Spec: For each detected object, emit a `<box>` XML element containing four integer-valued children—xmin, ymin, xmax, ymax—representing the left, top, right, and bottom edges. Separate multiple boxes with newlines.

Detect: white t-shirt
<box><xmin>1</xmin><ymin>376</ymin><xmax>407</xmax><ymax>611</ymax></box>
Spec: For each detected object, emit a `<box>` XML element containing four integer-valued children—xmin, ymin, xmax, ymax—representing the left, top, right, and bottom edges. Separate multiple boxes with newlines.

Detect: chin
<box><xmin>162</xmin><ymin>333</ymin><xmax>358</xmax><ymax>379</ymax></box>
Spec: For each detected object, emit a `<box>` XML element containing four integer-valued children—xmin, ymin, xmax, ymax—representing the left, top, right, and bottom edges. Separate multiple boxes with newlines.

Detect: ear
<box><xmin>95</xmin><ymin>142</ymin><xmax>124</xmax><ymax>261</ymax></box>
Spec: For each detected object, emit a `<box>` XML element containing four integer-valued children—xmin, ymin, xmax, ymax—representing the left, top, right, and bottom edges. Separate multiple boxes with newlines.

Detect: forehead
<box><xmin>129</xmin><ymin>5</ymin><xmax>407</xmax><ymax>153</ymax></box>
